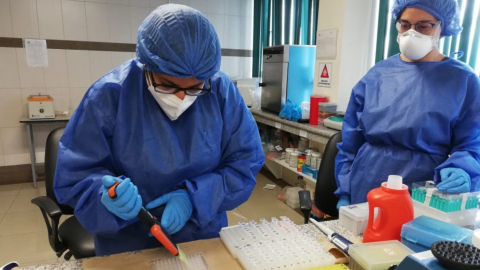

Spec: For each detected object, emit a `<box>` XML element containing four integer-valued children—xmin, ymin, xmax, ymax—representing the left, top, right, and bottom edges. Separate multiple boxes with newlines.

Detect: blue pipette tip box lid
<box><xmin>401</xmin><ymin>215</ymin><xmax>473</xmax><ymax>252</ymax></box>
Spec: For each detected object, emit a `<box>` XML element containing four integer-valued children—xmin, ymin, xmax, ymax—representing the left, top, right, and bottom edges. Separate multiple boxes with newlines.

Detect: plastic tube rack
<box><xmin>219</xmin><ymin>216</ymin><xmax>335</xmax><ymax>270</ymax></box>
<box><xmin>412</xmin><ymin>181</ymin><xmax>480</xmax><ymax>212</ymax></box>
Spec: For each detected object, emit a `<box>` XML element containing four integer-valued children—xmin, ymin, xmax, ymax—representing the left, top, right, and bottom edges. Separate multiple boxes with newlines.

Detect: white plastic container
<box><xmin>349</xmin><ymin>240</ymin><xmax>414</xmax><ymax>270</ymax></box>
<box><xmin>311</xmin><ymin>152</ymin><xmax>322</xmax><ymax>170</ymax></box>
<box><xmin>339</xmin><ymin>203</ymin><xmax>378</xmax><ymax>236</ymax></box>
<box><xmin>413</xmin><ymin>199</ymin><xmax>478</xmax><ymax>227</ymax></box>
<box><xmin>305</xmin><ymin>152</ymin><xmax>312</xmax><ymax>167</ymax></box>
<box><xmin>285</xmin><ymin>148</ymin><xmax>294</xmax><ymax>164</ymax></box>
<box><xmin>289</xmin><ymin>152</ymin><xmax>299</xmax><ymax>168</ymax></box>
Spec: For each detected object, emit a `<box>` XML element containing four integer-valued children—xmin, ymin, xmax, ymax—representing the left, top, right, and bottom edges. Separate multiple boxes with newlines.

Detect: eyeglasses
<box><xmin>146</xmin><ymin>70</ymin><xmax>212</xmax><ymax>96</ymax></box>
<box><xmin>396</xmin><ymin>19</ymin><xmax>441</xmax><ymax>35</ymax></box>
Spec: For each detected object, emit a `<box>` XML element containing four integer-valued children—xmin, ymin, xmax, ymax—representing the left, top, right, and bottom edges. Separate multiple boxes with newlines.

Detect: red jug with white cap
<box><xmin>363</xmin><ymin>175</ymin><xmax>414</xmax><ymax>243</ymax></box>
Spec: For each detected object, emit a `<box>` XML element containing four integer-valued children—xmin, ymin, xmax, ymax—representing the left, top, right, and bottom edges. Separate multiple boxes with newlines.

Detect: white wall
<box><xmin>313</xmin><ymin>0</ymin><xmax>378</xmax><ymax>112</ymax></box>
<box><xmin>0</xmin><ymin>0</ymin><xmax>253</xmax><ymax>167</ymax></box>
<box><xmin>312</xmin><ymin>0</ymin><xmax>346</xmax><ymax>103</ymax></box>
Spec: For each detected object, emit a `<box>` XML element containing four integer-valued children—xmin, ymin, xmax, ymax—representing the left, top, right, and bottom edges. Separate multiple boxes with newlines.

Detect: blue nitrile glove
<box><xmin>146</xmin><ymin>190</ymin><xmax>193</xmax><ymax>235</ymax></box>
<box><xmin>101</xmin><ymin>175</ymin><xmax>143</xmax><ymax>220</ymax></box>
<box><xmin>336</xmin><ymin>195</ymin><xmax>351</xmax><ymax>210</ymax></box>
<box><xmin>437</xmin><ymin>167</ymin><xmax>471</xmax><ymax>193</ymax></box>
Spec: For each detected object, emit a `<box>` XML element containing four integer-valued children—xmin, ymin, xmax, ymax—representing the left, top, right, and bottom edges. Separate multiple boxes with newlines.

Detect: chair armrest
<box><xmin>31</xmin><ymin>196</ymin><xmax>66</xmax><ymax>255</ymax></box>
<box><xmin>31</xmin><ymin>196</ymin><xmax>62</xmax><ymax>219</ymax></box>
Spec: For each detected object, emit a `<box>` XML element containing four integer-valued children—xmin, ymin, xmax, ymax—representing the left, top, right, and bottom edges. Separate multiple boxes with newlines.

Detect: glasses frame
<box><xmin>146</xmin><ymin>70</ymin><xmax>212</xmax><ymax>96</ymax></box>
<box><xmin>395</xmin><ymin>19</ymin><xmax>441</xmax><ymax>35</ymax></box>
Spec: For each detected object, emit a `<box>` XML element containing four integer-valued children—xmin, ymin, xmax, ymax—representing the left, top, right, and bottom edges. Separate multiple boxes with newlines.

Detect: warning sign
<box><xmin>317</xmin><ymin>62</ymin><xmax>332</xmax><ymax>88</ymax></box>
<box><xmin>321</xmin><ymin>65</ymin><xmax>329</xmax><ymax>78</ymax></box>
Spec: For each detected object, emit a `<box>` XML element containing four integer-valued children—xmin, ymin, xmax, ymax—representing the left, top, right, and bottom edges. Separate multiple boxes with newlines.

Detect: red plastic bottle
<box><xmin>363</xmin><ymin>175</ymin><xmax>414</xmax><ymax>243</ymax></box>
<box><xmin>309</xmin><ymin>95</ymin><xmax>328</xmax><ymax>125</ymax></box>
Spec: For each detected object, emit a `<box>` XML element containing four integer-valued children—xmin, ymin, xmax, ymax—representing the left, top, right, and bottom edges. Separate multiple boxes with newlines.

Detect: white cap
<box><xmin>386</xmin><ymin>175</ymin><xmax>403</xmax><ymax>190</ymax></box>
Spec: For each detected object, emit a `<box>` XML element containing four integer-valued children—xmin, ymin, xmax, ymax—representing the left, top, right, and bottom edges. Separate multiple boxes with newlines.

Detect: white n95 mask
<box><xmin>397</xmin><ymin>28</ymin><xmax>440</xmax><ymax>61</ymax></box>
<box><xmin>148</xmin><ymin>86</ymin><xmax>197</xmax><ymax>121</ymax></box>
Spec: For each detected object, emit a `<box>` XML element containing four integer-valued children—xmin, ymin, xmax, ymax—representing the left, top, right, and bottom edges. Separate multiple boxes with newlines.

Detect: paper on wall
<box><xmin>25</xmin><ymin>39</ymin><xmax>49</xmax><ymax>67</ymax></box>
<box><xmin>316</xmin><ymin>29</ymin><xmax>338</xmax><ymax>59</ymax></box>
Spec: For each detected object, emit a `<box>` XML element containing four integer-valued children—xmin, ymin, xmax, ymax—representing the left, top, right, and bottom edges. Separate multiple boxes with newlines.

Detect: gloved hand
<box><xmin>146</xmin><ymin>190</ymin><xmax>193</xmax><ymax>235</ymax></box>
<box><xmin>336</xmin><ymin>195</ymin><xmax>351</xmax><ymax>209</ymax></box>
<box><xmin>101</xmin><ymin>175</ymin><xmax>142</xmax><ymax>220</ymax></box>
<box><xmin>437</xmin><ymin>167</ymin><xmax>471</xmax><ymax>193</ymax></box>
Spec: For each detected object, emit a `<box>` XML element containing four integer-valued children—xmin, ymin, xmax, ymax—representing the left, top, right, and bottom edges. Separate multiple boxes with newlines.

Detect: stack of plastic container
<box><xmin>338</xmin><ymin>203</ymin><xmax>378</xmax><ymax>236</ymax></box>
<box><xmin>284</xmin><ymin>187</ymin><xmax>302</xmax><ymax>209</ymax></box>
<box><xmin>219</xmin><ymin>216</ymin><xmax>336</xmax><ymax>270</ymax></box>
<box><xmin>411</xmin><ymin>181</ymin><xmax>480</xmax><ymax>226</ymax></box>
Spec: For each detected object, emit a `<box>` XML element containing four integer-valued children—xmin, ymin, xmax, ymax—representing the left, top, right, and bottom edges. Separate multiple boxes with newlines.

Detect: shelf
<box><xmin>250</xmin><ymin>108</ymin><xmax>339</xmax><ymax>144</ymax></box>
<box><xmin>266</xmin><ymin>156</ymin><xmax>317</xmax><ymax>185</ymax></box>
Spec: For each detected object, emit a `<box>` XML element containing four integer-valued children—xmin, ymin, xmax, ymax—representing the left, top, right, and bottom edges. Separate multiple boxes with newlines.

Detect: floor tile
<box><xmin>237</xmin><ymin>200</ymin><xmax>304</xmax><ymax>225</ymax></box>
<box><xmin>18</xmin><ymin>181</ymin><xmax>46</xmax><ymax>196</ymax></box>
<box><xmin>19</xmin><ymin>259</ymin><xmax>60</xmax><ymax>268</ymax></box>
<box><xmin>8</xmin><ymin>193</ymin><xmax>43</xmax><ymax>213</ymax></box>
<box><xmin>238</xmin><ymin>185</ymin><xmax>279</xmax><ymax>208</ymax></box>
<box><xmin>255</xmin><ymin>173</ymin><xmax>286</xmax><ymax>198</ymax></box>
<box><xmin>0</xmin><ymin>196</ymin><xmax>15</xmax><ymax>214</ymax></box>
<box><xmin>0</xmin><ymin>211</ymin><xmax>47</xmax><ymax>236</ymax></box>
<box><xmin>0</xmin><ymin>232</ymin><xmax>58</xmax><ymax>265</ymax></box>
<box><xmin>226</xmin><ymin>209</ymin><xmax>248</xmax><ymax>226</ymax></box>
<box><xmin>0</xmin><ymin>184</ymin><xmax>22</xmax><ymax>197</ymax></box>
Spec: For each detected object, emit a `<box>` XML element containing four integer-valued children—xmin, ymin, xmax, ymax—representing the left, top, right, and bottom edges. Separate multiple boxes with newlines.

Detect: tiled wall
<box><xmin>0</xmin><ymin>0</ymin><xmax>253</xmax><ymax>167</ymax></box>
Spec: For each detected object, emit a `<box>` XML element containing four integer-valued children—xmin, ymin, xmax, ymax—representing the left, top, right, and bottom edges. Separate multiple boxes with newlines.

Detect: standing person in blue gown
<box><xmin>335</xmin><ymin>0</ymin><xmax>480</xmax><ymax>208</ymax></box>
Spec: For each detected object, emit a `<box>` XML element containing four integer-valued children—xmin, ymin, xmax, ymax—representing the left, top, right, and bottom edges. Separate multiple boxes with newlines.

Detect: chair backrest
<box><xmin>45</xmin><ymin>127</ymin><xmax>74</xmax><ymax>215</ymax></box>
<box><xmin>314</xmin><ymin>132</ymin><xmax>342</xmax><ymax>217</ymax></box>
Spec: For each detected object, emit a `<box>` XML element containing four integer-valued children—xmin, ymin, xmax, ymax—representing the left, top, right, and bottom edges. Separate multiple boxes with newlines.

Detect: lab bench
<box><xmin>19</xmin><ymin>220</ymin><xmax>361</xmax><ymax>270</ymax></box>
<box><xmin>249</xmin><ymin>108</ymin><xmax>338</xmax><ymax>145</ymax></box>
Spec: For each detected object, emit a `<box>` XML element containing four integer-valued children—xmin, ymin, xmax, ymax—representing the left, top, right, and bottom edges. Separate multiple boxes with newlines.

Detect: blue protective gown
<box><xmin>53</xmin><ymin>59</ymin><xmax>265</xmax><ymax>255</ymax></box>
<box><xmin>335</xmin><ymin>54</ymin><xmax>480</xmax><ymax>204</ymax></box>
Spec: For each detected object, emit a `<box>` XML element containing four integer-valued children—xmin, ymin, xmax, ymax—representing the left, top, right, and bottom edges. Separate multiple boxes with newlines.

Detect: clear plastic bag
<box><xmin>249</xmin><ymin>85</ymin><xmax>261</xmax><ymax>110</ymax></box>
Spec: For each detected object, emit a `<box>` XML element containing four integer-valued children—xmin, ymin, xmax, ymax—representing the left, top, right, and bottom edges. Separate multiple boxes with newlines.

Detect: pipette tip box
<box><xmin>219</xmin><ymin>216</ymin><xmax>336</xmax><ymax>270</ymax></box>
<box><xmin>348</xmin><ymin>240</ymin><xmax>414</xmax><ymax>270</ymax></box>
<box><xmin>338</xmin><ymin>203</ymin><xmax>378</xmax><ymax>236</ymax></box>
<box><xmin>400</xmin><ymin>215</ymin><xmax>473</xmax><ymax>253</ymax></box>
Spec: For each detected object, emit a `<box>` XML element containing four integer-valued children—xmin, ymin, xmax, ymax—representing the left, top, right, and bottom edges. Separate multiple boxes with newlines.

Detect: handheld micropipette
<box><xmin>108</xmin><ymin>181</ymin><xmax>190</xmax><ymax>267</ymax></box>
<box><xmin>309</xmin><ymin>218</ymin><xmax>353</xmax><ymax>255</ymax></box>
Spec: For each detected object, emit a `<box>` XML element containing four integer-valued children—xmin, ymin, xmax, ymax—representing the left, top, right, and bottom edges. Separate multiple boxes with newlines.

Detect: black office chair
<box><xmin>299</xmin><ymin>132</ymin><xmax>342</xmax><ymax>223</ymax></box>
<box><xmin>31</xmin><ymin>127</ymin><xmax>96</xmax><ymax>260</ymax></box>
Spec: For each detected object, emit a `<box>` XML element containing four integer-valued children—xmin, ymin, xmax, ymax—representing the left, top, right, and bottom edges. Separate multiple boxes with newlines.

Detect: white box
<box><xmin>339</xmin><ymin>202</ymin><xmax>377</xmax><ymax>236</ymax></box>
<box><xmin>236</xmin><ymin>77</ymin><xmax>259</xmax><ymax>107</ymax></box>
<box><xmin>27</xmin><ymin>94</ymin><xmax>55</xmax><ymax>119</ymax></box>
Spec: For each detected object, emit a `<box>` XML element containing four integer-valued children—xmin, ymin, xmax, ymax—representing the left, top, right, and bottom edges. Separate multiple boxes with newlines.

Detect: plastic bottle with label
<box><xmin>363</xmin><ymin>175</ymin><xmax>414</xmax><ymax>243</ymax></box>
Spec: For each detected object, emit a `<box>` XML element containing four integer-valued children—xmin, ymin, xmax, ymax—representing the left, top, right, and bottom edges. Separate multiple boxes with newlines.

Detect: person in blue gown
<box><xmin>53</xmin><ymin>4</ymin><xmax>265</xmax><ymax>256</ymax></box>
<box><xmin>335</xmin><ymin>0</ymin><xmax>480</xmax><ymax>207</ymax></box>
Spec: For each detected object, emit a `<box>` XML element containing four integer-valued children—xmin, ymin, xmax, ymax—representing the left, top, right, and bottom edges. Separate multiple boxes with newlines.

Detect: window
<box><xmin>252</xmin><ymin>0</ymin><xmax>320</xmax><ymax>77</ymax></box>
<box><xmin>376</xmin><ymin>0</ymin><xmax>480</xmax><ymax>75</ymax></box>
